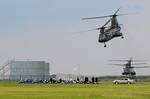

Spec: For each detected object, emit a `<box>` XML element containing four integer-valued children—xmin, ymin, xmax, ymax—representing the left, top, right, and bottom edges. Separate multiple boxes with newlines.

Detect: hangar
<box><xmin>0</xmin><ymin>61</ymin><xmax>49</xmax><ymax>81</ymax></box>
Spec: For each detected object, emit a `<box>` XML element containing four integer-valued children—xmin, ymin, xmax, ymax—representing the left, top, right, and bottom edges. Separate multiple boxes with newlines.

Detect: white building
<box><xmin>1</xmin><ymin>61</ymin><xmax>50</xmax><ymax>81</ymax></box>
<box><xmin>55</xmin><ymin>73</ymin><xmax>85</xmax><ymax>81</ymax></box>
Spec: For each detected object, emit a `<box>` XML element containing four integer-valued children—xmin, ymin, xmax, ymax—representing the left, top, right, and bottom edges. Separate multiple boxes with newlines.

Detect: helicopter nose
<box><xmin>99</xmin><ymin>37</ymin><xmax>105</xmax><ymax>42</ymax></box>
<box><xmin>99</xmin><ymin>34</ymin><xmax>107</xmax><ymax>42</ymax></box>
<box><xmin>99</xmin><ymin>38</ymin><xmax>105</xmax><ymax>42</ymax></box>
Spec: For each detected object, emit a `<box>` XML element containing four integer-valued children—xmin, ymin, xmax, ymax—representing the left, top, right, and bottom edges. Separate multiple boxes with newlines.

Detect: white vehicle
<box><xmin>113</xmin><ymin>78</ymin><xmax>135</xmax><ymax>84</ymax></box>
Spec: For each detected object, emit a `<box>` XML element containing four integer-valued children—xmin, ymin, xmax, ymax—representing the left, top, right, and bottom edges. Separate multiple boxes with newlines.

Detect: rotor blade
<box><xmin>131</xmin><ymin>63</ymin><xmax>147</xmax><ymax>65</ymax></box>
<box><xmin>109</xmin><ymin>64</ymin><xmax>125</xmax><ymax>66</ymax></box>
<box><xmin>109</xmin><ymin>59</ymin><xmax>148</xmax><ymax>62</ymax></box>
<box><xmin>131</xmin><ymin>60</ymin><xmax>148</xmax><ymax>62</ymax></box>
<box><xmin>82</xmin><ymin>15</ymin><xmax>112</xmax><ymax>20</ymax></box>
<box><xmin>109</xmin><ymin>60</ymin><xmax>128</xmax><ymax>62</ymax></box>
<box><xmin>74</xmin><ymin>28</ymin><xmax>98</xmax><ymax>34</ymax></box>
<box><xmin>103</xmin><ymin>18</ymin><xmax>112</xmax><ymax>27</ymax></box>
<box><xmin>133</xmin><ymin>66</ymin><xmax>150</xmax><ymax>68</ymax></box>
<box><xmin>117</xmin><ymin>14</ymin><xmax>131</xmax><ymax>16</ymax></box>
<box><xmin>117</xmin><ymin>12</ymin><xmax>138</xmax><ymax>16</ymax></box>
<box><xmin>105</xmin><ymin>24</ymin><xmax>123</xmax><ymax>28</ymax></box>
<box><xmin>114</xmin><ymin>8</ymin><xmax>121</xmax><ymax>15</ymax></box>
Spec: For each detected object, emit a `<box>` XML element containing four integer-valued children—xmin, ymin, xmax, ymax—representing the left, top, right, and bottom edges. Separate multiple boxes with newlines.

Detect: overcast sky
<box><xmin>0</xmin><ymin>0</ymin><xmax>150</xmax><ymax>76</ymax></box>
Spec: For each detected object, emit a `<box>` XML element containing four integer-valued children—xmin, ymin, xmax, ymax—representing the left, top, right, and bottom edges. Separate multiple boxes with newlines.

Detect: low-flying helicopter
<box><xmin>82</xmin><ymin>8</ymin><xmax>125</xmax><ymax>47</ymax></box>
<box><xmin>109</xmin><ymin>57</ymin><xmax>149</xmax><ymax>78</ymax></box>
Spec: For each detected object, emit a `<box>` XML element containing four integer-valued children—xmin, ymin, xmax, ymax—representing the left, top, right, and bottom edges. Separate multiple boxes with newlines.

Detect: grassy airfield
<box><xmin>0</xmin><ymin>82</ymin><xmax>150</xmax><ymax>99</ymax></box>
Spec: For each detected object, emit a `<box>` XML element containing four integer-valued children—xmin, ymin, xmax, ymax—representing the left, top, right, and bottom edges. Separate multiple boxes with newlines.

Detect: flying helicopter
<box><xmin>82</xmin><ymin>8</ymin><xmax>126</xmax><ymax>47</ymax></box>
<box><xmin>109</xmin><ymin>57</ymin><xmax>150</xmax><ymax>78</ymax></box>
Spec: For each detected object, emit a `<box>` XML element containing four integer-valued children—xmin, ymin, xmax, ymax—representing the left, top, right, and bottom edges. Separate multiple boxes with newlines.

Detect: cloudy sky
<box><xmin>0</xmin><ymin>0</ymin><xmax>150</xmax><ymax>76</ymax></box>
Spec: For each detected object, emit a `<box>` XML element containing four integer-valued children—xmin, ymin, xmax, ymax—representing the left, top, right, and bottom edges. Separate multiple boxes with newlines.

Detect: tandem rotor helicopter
<box><xmin>109</xmin><ymin>57</ymin><xmax>150</xmax><ymax>78</ymax></box>
<box><xmin>82</xmin><ymin>8</ymin><xmax>127</xmax><ymax>47</ymax></box>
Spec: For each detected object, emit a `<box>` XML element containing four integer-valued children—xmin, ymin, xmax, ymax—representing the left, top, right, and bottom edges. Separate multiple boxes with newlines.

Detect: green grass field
<box><xmin>0</xmin><ymin>82</ymin><xmax>150</xmax><ymax>99</ymax></box>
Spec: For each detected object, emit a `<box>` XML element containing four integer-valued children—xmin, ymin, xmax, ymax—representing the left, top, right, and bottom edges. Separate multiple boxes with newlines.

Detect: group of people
<box><xmin>19</xmin><ymin>76</ymin><xmax>100</xmax><ymax>84</ymax></box>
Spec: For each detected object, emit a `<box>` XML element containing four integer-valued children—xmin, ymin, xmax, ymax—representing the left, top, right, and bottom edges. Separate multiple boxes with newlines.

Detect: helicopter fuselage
<box><xmin>98</xmin><ymin>26</ymin><xmax>122</xmax><ymax>43</ymax></box>
<box><xmin>123</xmin><ymin>62</ymin><xmax>136</xmax><ymax>76</ymax></box>
<box><xmin>82</xmin><ymin>8</ymin><xmax>125</xmax><ymax>47</ymax></box>
<box><xmin>123</xmin><ymin>67</ymin><xmax>136</xmax><ymax>75</ymax></box>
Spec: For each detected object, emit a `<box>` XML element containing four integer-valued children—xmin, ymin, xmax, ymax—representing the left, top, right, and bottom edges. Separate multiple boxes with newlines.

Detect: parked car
<box><xmin>113</xmin><ymin>78</ymin><xmax>135</xmax><ymax>84</ymax></box>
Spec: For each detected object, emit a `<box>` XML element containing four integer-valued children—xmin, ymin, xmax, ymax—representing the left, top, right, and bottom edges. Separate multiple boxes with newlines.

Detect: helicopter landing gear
<box><xmin>121</xmin><ymin>33</ymin><xmax>124</xmax><ymax>39</ymax></box>
<box><xmin>104</xmin><ymin>43</ymin><xmax>107</xmax><ymax>47</ymax></box>
<box><xmin>121</xmin><ymin>36</ymin><xmax>124</xmax><ymax>39</ymax></box>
